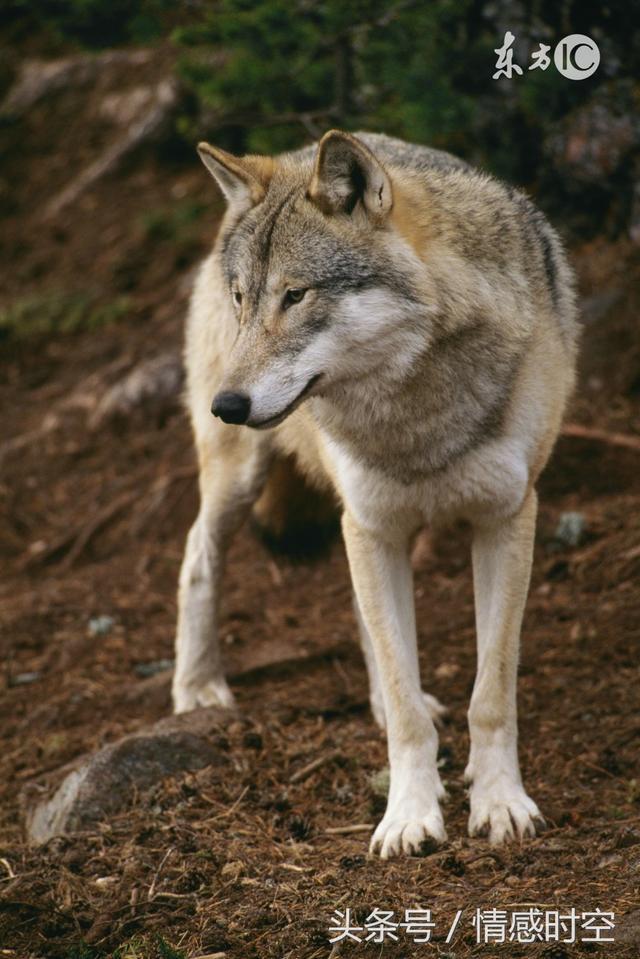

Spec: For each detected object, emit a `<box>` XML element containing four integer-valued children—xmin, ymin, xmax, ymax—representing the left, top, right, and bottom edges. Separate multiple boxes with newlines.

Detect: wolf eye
<box><xmin>232</xmin><ymin>289</ymin><xmax>242</xmax><ymax>308</ymax></box>
<box><xmin>283</xmin><ymin>288</ymin><xmax>307</xmax><ymax>310</ymax></box>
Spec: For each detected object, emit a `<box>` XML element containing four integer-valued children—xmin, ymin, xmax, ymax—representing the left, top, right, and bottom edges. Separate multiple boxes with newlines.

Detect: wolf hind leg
<box><xmin>353</xmin><ymin>593</ymin><xmax>446</xmax><ymax>731</ymax></box>
<box><xmin>172</xmin><ymin>427</ymin><xmax>269</xmax><ymax>714</ymax></box>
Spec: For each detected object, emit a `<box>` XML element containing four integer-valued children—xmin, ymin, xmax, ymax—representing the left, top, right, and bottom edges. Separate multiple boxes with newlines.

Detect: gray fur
<box><xmin>212</xmin><ymin>133</ymin><xmax>576</xmax><ymax>483</ymax></box>
<box><xmin>174</xmin><ymin>132</ymin><xmax>581</xmax><ymax>855</ymax></box>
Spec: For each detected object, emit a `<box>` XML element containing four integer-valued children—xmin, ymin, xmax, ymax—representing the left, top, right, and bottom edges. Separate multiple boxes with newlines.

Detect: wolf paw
<box><xmin>370</xmin><ymin>804</ymin><xmax>447</xmax><ymax>859</ymax></box>
<box><xmin>468</xmin><ymin>781</ymin><xmax>544</xmax><ymax>845</ymax></box>
<box><xmin>172</xmin><ymin>677</ymin><xmax>236</xmax><ymax>714</ymax></box>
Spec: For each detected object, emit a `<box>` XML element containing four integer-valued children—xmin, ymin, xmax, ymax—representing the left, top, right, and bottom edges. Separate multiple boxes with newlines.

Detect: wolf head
<box><xmin>199</xmin><ymin>131</ymin><xmax>427</xmax><ymax>429</ymax></box>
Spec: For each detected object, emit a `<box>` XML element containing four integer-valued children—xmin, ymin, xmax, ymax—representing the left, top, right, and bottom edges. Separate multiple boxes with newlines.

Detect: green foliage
<box><xmin>138</xmin><ymin>199</ymin><xmax>208</xmax><ymax>269</ymax></box>
<box><xmin>139</xmin><ymin>200</ymin><xmax>206</xmax><ymax>243</ymax></box>
<box><xmin>64</xmin><ymin>945</ymin><xmax>101</xmax><ymax>959</ymax></box>
<box><xmin>7</xmin><ymin>0</ymin><xmax>638</xmax><ymax>188</ymax></box>
<box><xmin>16</xmin><ymin>0</ymin><xmax>175</xmax><ymax>48</ymax></box>
<box><xmin>6</xmin><ymin>0</ymin><xmax>637</xmax><ymax>233</ymax></box>
<box><xmin>369</xmin><ymin>766</ymin><xmax>390</xmax><ymax>798</ymax></box>
<box><xmin>156</xmin><ymin>937</ymin><xmax>186</xmax><ymax>959</ymax></box>
<box><xmin>112</xmin><ymin>935</ymin><xmax>186</xmax><ymax>959</ymax></box>
<box><xmin>174</xmin><ymin>0</ymin><xmax>639</xmax><ymax>184</ymax></box>
<box><xmin>0</xmin><ymin>292</ymin><xmax>129</xmax><ymax>341</ymax></box>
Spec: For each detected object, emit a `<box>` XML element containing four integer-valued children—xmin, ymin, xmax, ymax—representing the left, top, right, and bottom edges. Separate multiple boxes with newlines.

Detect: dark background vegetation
<box><xmin>0</xmin><ymin>2</ymin><xmax>639</xmax><ymax>958</ymax></box>
<box><xmin>2</xmin><ymin>0</ymin><xmax>640</xmax><ymax>230</ymax></box>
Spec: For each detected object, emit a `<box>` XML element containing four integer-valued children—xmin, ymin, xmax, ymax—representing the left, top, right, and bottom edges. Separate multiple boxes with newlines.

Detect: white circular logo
<box><xmin>554</xmin><ymin>34</ymin><xmax>600</xmax><ymax>80</ymax></box>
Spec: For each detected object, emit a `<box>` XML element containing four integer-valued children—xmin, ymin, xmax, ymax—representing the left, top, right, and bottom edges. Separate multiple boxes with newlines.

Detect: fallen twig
<box><xmin>129</xmin><ymin>464</ymin><xmax>196</xmax><ymax>536</ymax></box>
<box><xmin>324</xmin><ymin>823</ymin><xmax>373</xmax><ymax>835</ymax></box>
<box><xmin>0</xmin><ymin>858</ymin><xmax>16</xmax><ymax>881</ymax></box>
<box><xmin>20</xmin><ymin>487</ymin><xmax>138</xmax><ymax>570</ymax></box>
<box><xmin>290</xmin><ymin>750</ymin><xmax>341</xmax><ymax>784</ymax></box>
<box><xmin>0</xmin><ymin>355</ymin><xmax>132</xmax><ymax>469</ymax></box>
<box><xmin>463</xmin><ymin>850</ymin><xmax>505</xmax><ymax>868</ymax></box>
<box><xmin>44</xmin><ymin>78</ymin><xmax>180</xmax><ymax>219</ymax></box>
<box><xmin>62</xmin><ymin>488</ymin><xmax>139</xmax><ymax>569</ymax></box>
<box><xmin>0</xmin><ymin>50</ymin><xmax>153</xmax><ymax>117</ymax></box>
<box><xmin>205</xmin><ymin>785</ymin><xmax>250</xmax><ymax>823</ymax></box>
<box><xmin>579</xmin><ymin>759</ymin><xmax>628</xmax><ymax>784</ymax></box>
<box><xmin>562</xmin><ymin>423</ymin><xmax>640</xmax><ymax>452</ymax></box>
<box><xmin>147</xmin><ymin>846</ymin><xmax>174</xmax><ymax>902</ymax></box>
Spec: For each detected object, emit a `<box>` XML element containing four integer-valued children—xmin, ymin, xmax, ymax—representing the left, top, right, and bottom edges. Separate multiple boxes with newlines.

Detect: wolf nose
<box><xmin>211</xmin><ymin>391</ymin><xmax>251</xmax><ymax>425</ymax></box>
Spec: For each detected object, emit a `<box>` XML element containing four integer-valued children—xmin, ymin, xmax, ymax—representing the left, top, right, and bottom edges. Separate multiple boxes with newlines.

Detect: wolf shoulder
<box><xmin>287</xmin><ymin>131</ymin><xmax>578</xmax><ymax>352</ymax></box>
<box><xmin>363</xmin><ymin>134</ymin><xmax>576</xmax><ymax>339</ymax></box>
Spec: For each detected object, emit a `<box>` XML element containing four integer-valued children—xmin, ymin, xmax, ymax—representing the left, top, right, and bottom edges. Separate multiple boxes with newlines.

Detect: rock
<box><xmin>546</xmin><ymin>85</ymin><xmax>639</xmax><ymax>186</ymax></box>
<box><xmin>544</xmin><ymin>82</ymin><xmax>640</xmax><ymax>240</ymax></box>
<box><xmin>134</xmin><ymin>658</ymin><xmax>174</xmax><ymax>678</ymax></box>
<box><xmin>614</xmin><ymin>826</ymin><xmax>640</xmax><ymax>849</ymax></box>
<box><xmin>94</xmin><ymin>876</ymin><xmax>118</xmax><ymax>891</ymax></box>
<box><xmin>597</xmin><ymin>851</ymin><xmax>623</xmax><ymax>868</ymax></box>
<box><xmin>11</xmin><ymin>671</ymin><xmax>42</xmax><ymax>686</ymax></box>
<box><xmin>89</xmin><ymin>351</ymin><xmax>184</xmax><ymax>428</ymax></box>
<box><xmin>26</xmin><ymin>708</ymin><xmax>230</xmax><ymax>844</ymax></box>
<box><xmin>434</xmin><ymin>661</ymin><xmax>460</xmax><ymax>680</ymax></box>
<box><xmin>554</xmin><ymin>512</ymin><xmax>587</xmax><ymax>548</ymax></box>
<box><xmin>88</xmin><ymin>614</ymin><xmax>115</xmax><ymax>637</ymax></box>
<box><xmin>98</xmin><ymin>85</ymin><xmax>159</xmax><ymax>127</ymax></box>
<box><xmin>616</xmin><ymin>909</ymin><xmax>640</xmax><ymax>946</ymax></box>
<box><xmin>0</xmin><ymin>50</ymin><xmax>153</xmax><ymax>119</ymax></box>
<box><xmin>43</xmin><ymin>78</ymin><xmax>181</xmax><ymax>220</ymax></box>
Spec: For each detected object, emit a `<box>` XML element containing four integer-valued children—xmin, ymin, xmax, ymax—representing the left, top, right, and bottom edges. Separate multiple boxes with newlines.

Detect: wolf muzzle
<box><xmin>211</xmin><ymin>390</ymin><xmax>251</xmax><ymax>425</ymax></box>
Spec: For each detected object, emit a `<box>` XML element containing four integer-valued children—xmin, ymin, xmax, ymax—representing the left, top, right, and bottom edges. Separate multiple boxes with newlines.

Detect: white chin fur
<box><xmin>246</xmin><ymin>284</ymin><xmax>425</xmax><ymax>420</ymax></box>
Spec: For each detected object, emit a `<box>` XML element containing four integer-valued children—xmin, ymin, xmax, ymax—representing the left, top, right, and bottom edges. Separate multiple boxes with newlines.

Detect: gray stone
<box><xmin>88</xmin><ymin>351</ymin><xmax>183</xmax><ymax>429</ymax></box>
<box><xmin>546</xmin><ymin>92</ymin><xmax>639</xmax><ymax>185</ymax></box>
<box><xmin>134</xmin><ymin>658</ymin><xmax>175</xmax><ymax>678</ymax></box>
<box><xmin>88</xmin><ymin>615</ymin><xmax>115</xmax><ymax>637</ymax></box>
<box><xmin>0</xmin><ymin>50</ymin><xmax>153</xmax><ymax>118</ymax></box>
<box><xmin>11</xmin><ymin>671</ymin><xmax>42</xmax><ymax>686</ymax></box>
<box><xmin>26</xmin><ymin>708</ymin><xmax>230</xmax><ymax>844</ymax></box>
<box><xmin>616</xmin><ymin>909</ymin><xmax>640</xmax><ymax>946</ymax></box>
<box><xmin>554</xmin><ymin>511</ymin><xmax>587</xmax><ymax>548</ymax></box>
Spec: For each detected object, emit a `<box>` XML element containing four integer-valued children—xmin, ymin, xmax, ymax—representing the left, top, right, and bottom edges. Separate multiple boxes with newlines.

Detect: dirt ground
<box><xmin>1</xmin><ymin>47</ymin><xmax>639</xmax><ymax>959</ymax></box>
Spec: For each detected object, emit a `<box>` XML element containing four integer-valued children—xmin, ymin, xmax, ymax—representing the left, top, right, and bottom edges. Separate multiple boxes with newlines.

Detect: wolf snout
<box><xmin>211</xmin><ymin>390</ymin><xmax>251</xmax><ymax>425</ymax></box>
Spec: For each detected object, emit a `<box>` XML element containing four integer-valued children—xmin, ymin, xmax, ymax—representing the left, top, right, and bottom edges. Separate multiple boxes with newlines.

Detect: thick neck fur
<box><xmin>311</xmin><ymin>316</ymin><xmax>525</xmax><ymax>483</ymax></box>
<box><xmin>309</xmin><ymin>178</ymin><xmax>534</xmax><ymax>483</ymax></box>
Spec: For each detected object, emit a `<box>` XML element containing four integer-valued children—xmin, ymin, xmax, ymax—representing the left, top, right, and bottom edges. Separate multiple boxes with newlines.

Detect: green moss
<box><xmin>0</xmin><ymin>292</ymin><xmax>130</xmax><ymax>341</ymax></box>
<box><xmin>64</xmin><ymin>945</ymin><xmax>102</xmax><ymax>959</ymax></box>
<box><xmin>110</xmin><ymin>935</ymin><xmax>186</xmax><ymax>959</ymax></box>
<box><xmin>369</xmin><ymin>766</ymin><xmax>390</xmax><ymax>798</ymax></box>
<box><xmin>139</xmin><ymin>200</ymin><xmax>206</xmax><ymax>243</ymax></box>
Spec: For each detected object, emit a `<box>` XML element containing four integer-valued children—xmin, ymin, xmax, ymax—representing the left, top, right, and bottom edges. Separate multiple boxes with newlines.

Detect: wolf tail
<box><xmin>251</xmin><ymin>454</ymin><xmax>339</xmax><ymax>561</ymax></box>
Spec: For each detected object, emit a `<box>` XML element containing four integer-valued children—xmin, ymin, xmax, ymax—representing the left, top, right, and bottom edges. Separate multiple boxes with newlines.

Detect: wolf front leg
<box><xmin>466</xmin><ymin>487</ymin><xmax>544</xmax><ymax>843</ymax></box>
<box><xmin>353</xmin><ymin>593</ymin><xmax>447</xmax><ymax>732</ymax></box>
<box><xmin>172</xmin><ymin>430</ymin><xmax>268</xmax><ymax>714</ymax></box>
<box><xmin>342</xmin><ymin>512</ymin><xmax>446</xmax><ymax>858</ymax></box>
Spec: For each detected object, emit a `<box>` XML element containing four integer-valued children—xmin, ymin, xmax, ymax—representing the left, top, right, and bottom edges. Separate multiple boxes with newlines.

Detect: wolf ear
<box><xmin>307</xmin><ymin>130</ymin><xmax>392</xmax><ymax>219</ymax></box>
<box><xmin>197</xmin><ymin>142</ymin><xmax>272</xmax><ymax>208</ymax></box>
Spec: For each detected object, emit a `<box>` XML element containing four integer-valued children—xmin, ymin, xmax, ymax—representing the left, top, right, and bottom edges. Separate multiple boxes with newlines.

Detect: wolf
<box><xmin>172</xmin><ymin>129</ymin><xmax>578</xmax><ymax>858</ymax></box>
